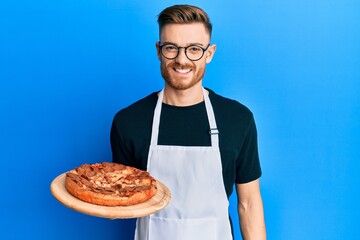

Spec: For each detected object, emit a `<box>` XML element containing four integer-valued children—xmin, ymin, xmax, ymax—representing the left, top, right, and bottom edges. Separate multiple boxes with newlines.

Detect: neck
<box><xmin>163</xmin><ymin>84</ymin><xmax>206</xmax><ymax>106</ymax></box>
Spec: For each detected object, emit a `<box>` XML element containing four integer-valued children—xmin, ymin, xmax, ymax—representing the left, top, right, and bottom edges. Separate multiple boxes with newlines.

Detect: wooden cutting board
<box><xmin>50</xmin><ymin>173</ymin><xmax>171</xmax><ymax>219</ymax></box>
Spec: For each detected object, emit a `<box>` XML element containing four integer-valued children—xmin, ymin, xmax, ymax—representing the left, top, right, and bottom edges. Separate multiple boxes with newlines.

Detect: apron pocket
<box><xmin>149</xmin><ymin>216</ymin><xmax>217</xmax><ymax>240</ymax></box>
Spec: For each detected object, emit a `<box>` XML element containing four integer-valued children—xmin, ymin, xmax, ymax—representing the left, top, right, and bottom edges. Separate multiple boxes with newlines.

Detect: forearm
<box><xmin>238</xmin><ymin>197</ymin><xmax>266</xmax><ymax>240</ymax></box>
<box><xmin>236</xmin><ymin>180</ymin><xmax>266</xmax><ymax>240</ymax></box>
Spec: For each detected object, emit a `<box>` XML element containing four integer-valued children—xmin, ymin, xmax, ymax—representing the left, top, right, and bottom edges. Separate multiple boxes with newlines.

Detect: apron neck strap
<box><xmin>150</xmin><ymin>88</ymin><xmax>219</xmax><ymax>147</ymax></box>
<box><xmin>202</xmin><ymin>88</ymin><xmax>219</xmax><ymax>146</ymax></box>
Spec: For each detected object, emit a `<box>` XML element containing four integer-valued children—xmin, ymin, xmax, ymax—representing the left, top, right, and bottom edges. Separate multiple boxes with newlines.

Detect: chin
<box><xmin>165</xmin><ymin>78</ymin><xmax>201</xmax><ymax>91</ymax></box>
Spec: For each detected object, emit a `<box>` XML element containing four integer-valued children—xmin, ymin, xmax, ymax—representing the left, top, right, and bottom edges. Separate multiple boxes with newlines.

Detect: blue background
<box><xmin>1</xmin><ymin>0</ymin><xmax>359</xmax><ymax>239</ymax></box>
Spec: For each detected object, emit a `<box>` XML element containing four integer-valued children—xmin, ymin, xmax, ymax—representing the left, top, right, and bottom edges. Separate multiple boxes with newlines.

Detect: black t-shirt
<box><xmin>110</xmin><ymin>88</ymin><xmax>262</xmax><ymax>198</ymax></box>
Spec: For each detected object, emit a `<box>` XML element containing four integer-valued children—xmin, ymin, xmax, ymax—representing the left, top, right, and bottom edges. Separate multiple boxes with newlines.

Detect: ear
<box><xmin>205</xmin><ymin>44</ymin><xmax>216</xmax><ymax>64</ymax></box>
<box><xmin>156</xmin><ymin>42</ymin><xmax>161</xmax><ymax>61</ymax></box>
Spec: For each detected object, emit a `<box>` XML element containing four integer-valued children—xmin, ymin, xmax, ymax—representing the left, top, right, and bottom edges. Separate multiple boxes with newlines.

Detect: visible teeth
<box><xmin>175</xmin><ymin>68</ymin><xmax>191</xmax><ymax>73</ymax></box>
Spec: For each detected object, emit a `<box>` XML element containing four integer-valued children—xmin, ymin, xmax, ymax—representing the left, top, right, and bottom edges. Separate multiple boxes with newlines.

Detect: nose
<box><xmin>175</xmin><ymin>47</ymin><xmax>189</xmax><ymax>64</ymax></box>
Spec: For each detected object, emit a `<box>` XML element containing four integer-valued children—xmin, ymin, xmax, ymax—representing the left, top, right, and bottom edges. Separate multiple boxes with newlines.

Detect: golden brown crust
<box><xmin>65</xmin><ymin>162</ymin><xmax>157</xmax><ymax>206</ymax></box>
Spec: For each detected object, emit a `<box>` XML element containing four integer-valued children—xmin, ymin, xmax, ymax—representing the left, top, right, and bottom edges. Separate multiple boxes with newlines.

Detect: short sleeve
<box><xmin>110</xmin><ymin>115</ymin><xmax>134</xmax><ymax>166</ymax></box>
<box><xmin>235</xmin><ymin>115</ymin><xmax>262</xmax><ymax>183</ymax></box>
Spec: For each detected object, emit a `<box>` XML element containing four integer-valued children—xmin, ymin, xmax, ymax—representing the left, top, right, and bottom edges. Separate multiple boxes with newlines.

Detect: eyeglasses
<box><xmin>158</xmin><ymin>42</ymin><xmax>210</xmax><ymax>61</ymax></box>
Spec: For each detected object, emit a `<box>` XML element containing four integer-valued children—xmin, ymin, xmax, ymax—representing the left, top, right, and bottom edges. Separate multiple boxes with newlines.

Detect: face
<box><xmin>156</xmin><ymin>23</ymin><xmax>216</xmax><ymax>91</ymax></box>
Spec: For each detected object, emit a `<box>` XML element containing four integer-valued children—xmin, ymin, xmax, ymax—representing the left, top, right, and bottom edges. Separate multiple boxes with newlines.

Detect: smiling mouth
<box><xmin>173</xmin><ymin>68</ymin><xmax>192</xmax><ymax>74</ymax></box>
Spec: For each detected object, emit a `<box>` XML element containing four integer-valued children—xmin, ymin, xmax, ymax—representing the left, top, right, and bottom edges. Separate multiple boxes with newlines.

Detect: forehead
<box><xmin>160</xmin><ymin>23</ymin><xmax>210</xmax><ymax>45</ymax></box>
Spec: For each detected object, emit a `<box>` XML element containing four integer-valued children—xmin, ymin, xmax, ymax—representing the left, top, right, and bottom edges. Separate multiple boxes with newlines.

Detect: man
<box><xmin>110</xmin><ymin>4</ymin><xmax>266</xmax><ymax>240</ymax></box>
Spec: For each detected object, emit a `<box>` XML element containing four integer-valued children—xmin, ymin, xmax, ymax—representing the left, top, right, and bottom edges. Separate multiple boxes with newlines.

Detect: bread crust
<box><xmin>65</xmin><ymin>162</ymin><xmax>157</xmax><ymax>206</ymax></box>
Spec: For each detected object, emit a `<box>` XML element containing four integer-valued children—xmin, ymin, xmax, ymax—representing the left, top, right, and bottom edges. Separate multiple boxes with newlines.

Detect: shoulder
<box><xmin>113</xmin><ymin>92</ymin><xmax>158</xmax><ymax>122</ymax></box>
<box><xmin>207</xmin><ymin>88</ymin><xmax>254</xmax><ymax>124</ymax></box>
<box><xmin>112</xmin><ymin>91</ymin><xmax>158</xmax><ymax>134</ymax></box>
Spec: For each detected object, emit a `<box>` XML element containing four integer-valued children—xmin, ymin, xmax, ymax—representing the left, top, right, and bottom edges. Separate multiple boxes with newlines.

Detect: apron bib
<box><xmin>135</xmin><ymin>88</ymin><xmax>232</xmax><ymax>240</ymax></box>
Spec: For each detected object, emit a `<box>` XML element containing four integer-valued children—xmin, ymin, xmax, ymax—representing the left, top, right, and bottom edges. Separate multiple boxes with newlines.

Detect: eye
<box><xmin>163</xmin><ymin>45</ymin><xmax>178</xmax><ymax>52</ymax></box>
<box><xmin>187</xmin><ymin>46</ymin><xmax>202</xmax><ymax>53</ymax></box>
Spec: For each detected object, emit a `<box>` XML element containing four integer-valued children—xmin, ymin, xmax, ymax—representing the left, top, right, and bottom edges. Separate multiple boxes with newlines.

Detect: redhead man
<box><xmin>111</xmin><ymin>4</ymin><xmax>266</xmax><ymax>240</ymax></box>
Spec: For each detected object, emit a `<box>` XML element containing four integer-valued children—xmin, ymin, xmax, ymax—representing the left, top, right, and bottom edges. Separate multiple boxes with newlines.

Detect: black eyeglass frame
<box><xmin>158</xmin><ymin>42</ymin><xmax>211</xmax><ymax>61</ymax></box>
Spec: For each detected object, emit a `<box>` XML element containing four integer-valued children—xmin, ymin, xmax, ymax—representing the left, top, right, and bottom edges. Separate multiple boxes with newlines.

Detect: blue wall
<box><xmin>1</xmin><ymin>0</ymin><xmax>359</xmax><ymax>239</ymax></box>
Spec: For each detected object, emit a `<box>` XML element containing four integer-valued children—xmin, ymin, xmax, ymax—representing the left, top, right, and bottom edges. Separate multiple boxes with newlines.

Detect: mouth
<box><xmin>173</xmin><ymin>68</ymin><xmax>192</xmax><ymax>74</ymax></box>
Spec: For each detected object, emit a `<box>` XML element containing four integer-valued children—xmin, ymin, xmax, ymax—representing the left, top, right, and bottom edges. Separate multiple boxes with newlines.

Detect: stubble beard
<box><xmin>160</xmin><ymin>61</ymin><xmax>205</xmax><ymax>90</ymax></box>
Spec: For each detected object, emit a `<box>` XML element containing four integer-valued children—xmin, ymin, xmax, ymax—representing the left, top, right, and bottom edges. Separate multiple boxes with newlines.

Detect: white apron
<box><xmin>134</xmin><ymin>88</ymin><xmax>232</xmax><ymax>240</ymax></box>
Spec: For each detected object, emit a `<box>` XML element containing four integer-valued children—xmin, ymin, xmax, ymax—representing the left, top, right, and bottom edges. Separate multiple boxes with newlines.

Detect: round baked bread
<box><xmin>65</xmin><ymin>162</ymin><xmax>157</xmax><ymax>206</ymax></box>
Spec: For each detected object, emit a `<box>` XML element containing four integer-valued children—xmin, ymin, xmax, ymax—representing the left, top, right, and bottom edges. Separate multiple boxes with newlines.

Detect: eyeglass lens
<box><xmin>160</xmin><ymin>44</ymin><xmax>206</xmax><ymax>61</ymax></box>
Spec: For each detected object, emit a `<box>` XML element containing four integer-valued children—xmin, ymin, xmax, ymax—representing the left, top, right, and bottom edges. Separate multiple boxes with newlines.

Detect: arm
<box><xmin>110</xmin><ymin>116</ymin><xmax>133</xmax><ymax>166</ymax></box>
<box><xmin>236</xmin><ymin>179</ymin><xmax>266</xmax><ymax>240</ymax></box>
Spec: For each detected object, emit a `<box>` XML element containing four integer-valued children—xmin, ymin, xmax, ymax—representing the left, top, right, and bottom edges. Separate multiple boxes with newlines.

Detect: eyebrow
<box><xmin>160</xmin><ymin>41</ymin><xmax>207</xmax><ymax>47</ymax></box>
